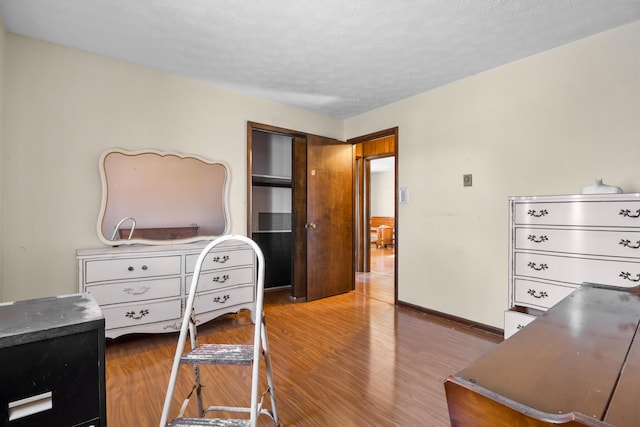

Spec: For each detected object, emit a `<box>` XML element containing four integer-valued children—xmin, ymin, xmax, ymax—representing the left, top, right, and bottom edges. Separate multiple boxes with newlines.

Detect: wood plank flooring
<box><xmin>105</xmin><ymin>248</ymin><xmax>502</xmax><ymax>426</ymax></box>
<box><xmin>356</xmin><ymin>245</ymin><xmax>396</xmax><ymax>303</ymax></box>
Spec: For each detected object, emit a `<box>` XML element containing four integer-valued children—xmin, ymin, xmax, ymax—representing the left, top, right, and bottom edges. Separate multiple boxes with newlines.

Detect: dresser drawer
<box><xmin>513</xmin><ymin>278</ymin><xmax>576</xmax><ymax>310</ymax></box>
<box><xmin>186</xmin><ymin>248</ymin><xmax>253</xmax><ymax>273</ymax></box>
<box><xmin>86</xmin><ymin>277</ymin><xmax>181</xmax><ymax>305</ymax></box>
<box><xmin>0</xmin><ymin>331</ymin><xmax>102</xmax><ymax>426</ymax></box>
<box><xmin>84</xmin><ymin>255</ymin><xmax>181</xmax><ymax>283</ymax></box>
<box><xmin>514</xmin><ymin>200</ymin><xmax>640</xmax><ymax>227</ymax></box>
<box><xmin>515</xmin><ymin>252</ymin><xmax>640</xmax><ymax>287</ymax></box>
<box><xmin>504</xmin><ymin>309</ymin><xmax>537</xmax><ymax>339</ymax></box>
<box><xmin>186</xmin><ymin>266</ymin><xmax>254</xmax><ymax>293</ymax></box>
<box><xmin>515</xmin><ymin>227</ymin><xmax>640</xmax><ymax>259</ymax></box>
<box><xmin>193</xmin><ymin>284</ymin><xmax>254</xmax><ymax>316</ymax></box>
<box><xmin>101</xmin><ymin>298</ymin><xmax>181</xmax><ymax>330</ymax></box>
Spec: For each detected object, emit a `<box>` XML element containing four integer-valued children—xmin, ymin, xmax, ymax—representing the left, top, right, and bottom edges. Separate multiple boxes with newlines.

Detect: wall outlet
<box><xmin>463</xmin><ymin>174</ymin><xmax>472</xmax><ymax>187</ymax></box>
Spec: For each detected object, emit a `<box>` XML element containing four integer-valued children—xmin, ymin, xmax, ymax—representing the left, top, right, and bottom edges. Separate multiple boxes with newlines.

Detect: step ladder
<box><xmin>159</xmin><ymin>235</ymin><xmax>279</xmax><ymax>427</ymax></box>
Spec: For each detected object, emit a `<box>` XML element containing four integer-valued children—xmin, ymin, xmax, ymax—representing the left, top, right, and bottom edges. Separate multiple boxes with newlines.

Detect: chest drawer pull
<box><xmin>620</xmin><ymin>209</ymin><xmax>640</xmax><ymax>218</ymax></box>
<box><xmin>123</xmin><ymin>285</ymin><xmax>151</xmax><ymax>295</ymax></box>
<box><xmin>125</xmin><ymin>309</ymin><xmax>149</xmax><ymax>319</ymax></box>
<box><xmin>527</xmin><ymin>235</ymin><xmax>548</xmax><ymax>243</ymax></box>
<box><xmin>212</xmin><ymin>275</ymin><xmax>230</xmax><ymax>283</ymax></box>
<box><xmin>527</xmin><ymin>262</ymin><xmax>548</xmax><ymax>271</ymax></box>
<box><xmin>213</xmin><ymin>294</ymin><xmax>230</xmax><ymax>304</ymax></box>
<box><xmin>620</xmin><ymin>239</ymin><xmax>640</xmax><ymax>249</ymax></box>
<box><xmin>527</xmin><ymin>209</ymin><xmax>549</xmax><ymax>218</ymax></box>
<box><xmin>527</xmin><ymin>289</ymin><xmax>548</xmax><ymax>299</ymax></box>
<box><xmin>620</xmin><ymin>272</ymin><xmax>640</xmax><ymax>282</ymax></box>
<box><xmin>212</xmin><ymin>255</ymin><xmax>230</xmax><ymax>263</ymax></box>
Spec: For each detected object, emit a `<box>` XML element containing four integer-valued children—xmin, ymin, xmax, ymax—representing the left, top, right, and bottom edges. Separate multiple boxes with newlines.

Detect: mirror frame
<box><xmin>96</xmin><ymin>148</ymin><xmax>231</xmax><ymax>246</ymax></box>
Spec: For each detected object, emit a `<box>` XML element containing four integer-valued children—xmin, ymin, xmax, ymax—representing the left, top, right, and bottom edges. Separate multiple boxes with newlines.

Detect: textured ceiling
<box><xmin>1</xmin><ymin>0</ymin><xmax>639</xmax><ymax>118</ymax></box>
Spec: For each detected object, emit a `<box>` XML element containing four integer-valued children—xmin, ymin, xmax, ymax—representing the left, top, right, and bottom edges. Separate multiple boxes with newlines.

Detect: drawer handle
<box><xmin>127</xmin><ymin>265</ymin><xmax>149</xmax><ymax>271</ymax></box>
<box><xmin>620</xmin><ymin>239</ymin><xmax>640</xmax><ymax>249</ymax></box>
<box><xmin>620</xmin><ymin>272</ymin><xmax>640</xmax><ymax>282</ymax></box>
<box><xmin>527</xmin><ymin>235</ymin><xmax>548</xmax><ymax>243</ymax></box>
<box><xmin>527</xmin><ymin>209</ymin><xmax>548</xmax><ymax>218</ymax></box>
<box><xmin>212</xmin><ymin>274</ymin><xmax>230</xmax><ymax>283</ymax></box>
<box><xmin>620</xmin><ymin>209</ymin><xmax>640</xmax><ymax>218</ymax></box>
<box><xmin>8</xmin><ymin>391</ymin><xmax>53</xmax><ymax>421</ymax></box>
<box><xmin>527</xmin><ymin>289</ymin><xmax>548</xmax><ymax>299</ymax></box>
<box><xmin>125</xmin><ymin>309</ymin><xmax>149</xmax><ymax>320</ymax></box>
<box><xmin>213</xmin><ymin>294</ymin><xmax>230</xmax><ymax>304</ymax></box>
<box><xmin>212</xmin><ymin>255</ymin><xmax>230</xmax><ymax>263</ymax></box>
<box><xmin>123</xmin><ymin>286</ymin><xmax>150</xmax><ymax>295</ymax></box>
<box><xmin>517</xmin><ymin>324</ymin><xmax>525</xmax><ymax>330</ymax></box>
<box><xmin>527</xmin><ymin>262</ymin><xmax>548</xmax><ymax>271</ymax></box>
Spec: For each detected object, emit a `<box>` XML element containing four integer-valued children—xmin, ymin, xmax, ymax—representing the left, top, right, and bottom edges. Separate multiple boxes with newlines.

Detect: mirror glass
<box><xmin>97</xmin><ymin>149</ymin><xmax>230</xmax><ymax>245</ymax></box>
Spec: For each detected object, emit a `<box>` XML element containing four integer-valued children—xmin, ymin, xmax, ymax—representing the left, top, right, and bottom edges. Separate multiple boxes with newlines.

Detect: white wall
<box><xmin>345</xmin><ymin>21</ymin><xmax>640</xmax><ymax>328</ymax></box>
<box><xmin>1</xmin><ymin>34</ymin><xmax>342</xmax><ymax>302</ymax></box>
<box><xmin>371</xmin><ymin>170</ymin><xmax>395</xmax><ymax>217</ymax></box>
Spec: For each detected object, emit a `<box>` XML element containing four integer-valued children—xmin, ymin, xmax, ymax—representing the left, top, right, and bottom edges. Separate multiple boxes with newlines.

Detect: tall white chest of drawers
<box><xmin>505</xmin><ymin>193</ymin><xmax>640</xmax><ymax>339</ymax></box>
<box><xmin>77</xmin><ymin>241</ymin><xmax>256</xmax><ymax>338</ymax></box>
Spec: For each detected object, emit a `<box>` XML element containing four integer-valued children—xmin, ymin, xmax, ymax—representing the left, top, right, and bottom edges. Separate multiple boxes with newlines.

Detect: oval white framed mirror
<box><xmin>97</xmin><ymin>148</ymin><xmax>230</xmax><ymax>246</ymax></box>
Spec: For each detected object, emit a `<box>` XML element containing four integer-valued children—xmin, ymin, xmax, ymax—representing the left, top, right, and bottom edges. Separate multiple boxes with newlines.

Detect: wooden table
<box><xmin>445</xmin><ymin>283</ymin><xmax>640</xmax><ymax>427</ymax></box>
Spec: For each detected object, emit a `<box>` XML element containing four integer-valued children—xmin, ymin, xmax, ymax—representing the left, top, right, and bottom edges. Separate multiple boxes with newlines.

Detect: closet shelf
<box><xmin>252</xmin><ymin>174</ymin><xmax>292</xmax><ymax>188</ymax></box>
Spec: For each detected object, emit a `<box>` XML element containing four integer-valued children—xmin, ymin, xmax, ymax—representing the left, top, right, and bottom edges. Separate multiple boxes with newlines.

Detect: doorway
<box><xmin>364</xmin><ymin>157</ymin><xmax>396</xmax><ymax>303</ymax></box>
<box><xmin>247</xmin><ymin>122</ymin><xmax>354</xmax><ymax>301</ymax></box>
<box><xmin>349</xmin><ymin>128</ymin><xmax>398</xmax><ymax>305</ymax></box>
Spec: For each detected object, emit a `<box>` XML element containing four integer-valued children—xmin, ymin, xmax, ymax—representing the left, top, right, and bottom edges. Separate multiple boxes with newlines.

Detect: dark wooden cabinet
<box><xmin>0</xmin><ymin>293</ymin><xmax>106</xmax><ymax>426</ymax></box>
<box><xmin>445</xmin><ymin>283</ymin><xmax>640</xmax><ymax>427</ymax></box>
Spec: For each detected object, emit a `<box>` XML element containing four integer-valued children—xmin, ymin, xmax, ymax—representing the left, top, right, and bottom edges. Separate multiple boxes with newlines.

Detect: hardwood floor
<box><xmin>105</xmin><ymin>251</ymin><xmax>502</xmax><ymax>426</ymax></box>
<box><xmin>355</xmin><ymin>245</ymin><xmax>396</xmax><ymax>303</ymax></box>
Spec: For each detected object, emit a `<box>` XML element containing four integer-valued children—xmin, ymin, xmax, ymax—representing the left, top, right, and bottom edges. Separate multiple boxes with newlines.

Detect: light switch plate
<box><xmin>399</xmin><ymin>186</ymin><xmax>409</xmax><ymax>204</ymax></box>
<box><xmin>463</xmin><ymin>174</ymin><xmax>472</xmax><ymax>187</ymax></box>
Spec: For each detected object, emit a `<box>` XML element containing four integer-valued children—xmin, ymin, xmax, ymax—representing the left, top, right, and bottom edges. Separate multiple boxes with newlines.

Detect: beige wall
<box><xmin>2</xmin><ymin>21</ymin><xmax>640</xmax><ymax>330</ymax></box>
<box><xmin>1</xmin><ymin>34</ymin><xmax>342</xmax><ymax>302</ymax></box>
<box><xmin>0</xmin><ymin>20</ymin><xmax>5</xmax><ymax>302</ymax></box>
<box><xmin>345</xmin><ymin>21</ymin><xmax>640</xmax><ymax>328</ymax></box>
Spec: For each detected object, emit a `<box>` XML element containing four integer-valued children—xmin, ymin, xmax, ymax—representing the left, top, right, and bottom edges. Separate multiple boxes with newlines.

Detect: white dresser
<box><xmin>505</xmin><ymin>193</ymin><xmax>640</xmax><ymax>339</ymax></box>
<box><xmin>77</xmin><ymin>241</ymin><xmax>256</xmax><ymax>338</ymax></box>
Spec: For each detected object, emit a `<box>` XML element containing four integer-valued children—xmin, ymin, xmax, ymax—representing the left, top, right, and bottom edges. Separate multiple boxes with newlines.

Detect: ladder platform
<box><xmin>167</xmin><ymin>417</ymin><xmax>251</xmax><ymax>427</ymax></box>
<box><xmin>180</xmin><ymin>344</ymin><xmax>254</xmax><ymax>366</ymax></box>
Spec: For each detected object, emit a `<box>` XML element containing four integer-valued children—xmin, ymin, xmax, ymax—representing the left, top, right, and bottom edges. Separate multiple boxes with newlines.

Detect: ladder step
<box><xmin>180</xmin><ymin>344</ymin><xmax>254</xmax><ymax>366</ymax></box>
<box><xmin>167</xmin><ymin>417</ymin><xmax>251</xmax><ymax>427</ymax></box>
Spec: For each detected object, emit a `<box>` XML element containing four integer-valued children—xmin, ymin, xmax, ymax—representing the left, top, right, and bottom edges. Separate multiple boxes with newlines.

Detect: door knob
<box><xmin>305</xmin><ymin>223</ymin><xmax>317</xmax><ymax>230</ymax></box>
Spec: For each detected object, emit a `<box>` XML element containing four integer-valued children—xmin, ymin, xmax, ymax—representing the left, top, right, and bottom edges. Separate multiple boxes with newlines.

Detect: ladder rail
<box><xmin>159</xmin><ymin>234</ymin><xmax>272</xmax><ymax>427</ymax></box>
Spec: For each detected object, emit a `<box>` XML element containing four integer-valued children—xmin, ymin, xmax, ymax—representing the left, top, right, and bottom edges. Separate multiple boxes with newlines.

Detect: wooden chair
<box><xmin>376</xmin><ymin>225</ymin><xmax>394</xmax><ymax>248</ymax></box>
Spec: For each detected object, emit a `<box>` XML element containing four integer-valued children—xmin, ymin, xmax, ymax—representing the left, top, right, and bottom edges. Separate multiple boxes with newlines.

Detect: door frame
<box><xmin>248</xmin><ymin>122</ymin><xmax>398</xmax><ymax>302</ymax></box>
<box><xmin>348</xmin><ymin>127</ymin><xmax>399</xmax><ymax>304</ymax></box>
<box><xmin>247</xmin><ymin>122</ymin><xmax>355</xmax><ymax>301</ymax></box>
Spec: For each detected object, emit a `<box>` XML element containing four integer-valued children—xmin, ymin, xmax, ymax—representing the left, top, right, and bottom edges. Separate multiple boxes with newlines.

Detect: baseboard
<box><xmin>397</xmin><ymin>300</ymin><xmax>504</xmax><ymax>338</ymax></box>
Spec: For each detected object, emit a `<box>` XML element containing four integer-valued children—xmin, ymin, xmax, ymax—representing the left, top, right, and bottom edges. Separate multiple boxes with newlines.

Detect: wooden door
<box><xmin>304</xmin><ymin>134</ymin><xmax>354</xmax><ymax>300</ymax></box>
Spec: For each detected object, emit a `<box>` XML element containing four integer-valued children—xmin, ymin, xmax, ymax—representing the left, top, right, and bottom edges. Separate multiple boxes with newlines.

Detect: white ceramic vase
<box><xmin>580</xmin><ymin>178</ymin><xmax>623</xmax><ymax>194</ymax></box>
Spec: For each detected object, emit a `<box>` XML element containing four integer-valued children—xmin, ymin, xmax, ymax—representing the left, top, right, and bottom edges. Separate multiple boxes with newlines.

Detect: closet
<box><xmin>248</xmin><ymin>122</ymin><xmax>355</xmax><ymax>300</ymax></box>
<box><xmin>250</xmin><ymin>130</ymin><xmax>293</xmax><ymax>289</ymax></box>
